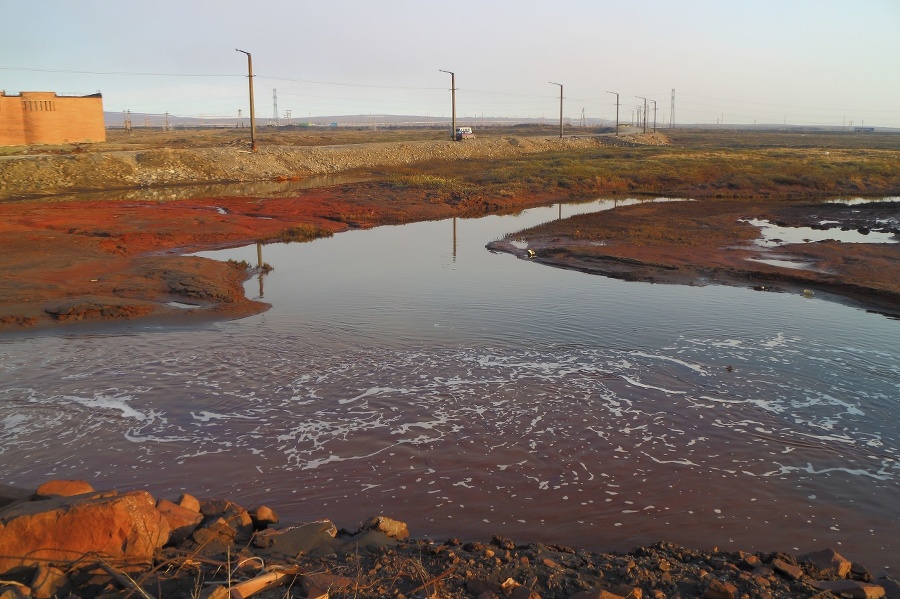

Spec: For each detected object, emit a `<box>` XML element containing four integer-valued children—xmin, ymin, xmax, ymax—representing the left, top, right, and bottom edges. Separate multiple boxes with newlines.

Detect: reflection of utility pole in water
<box><xmin>256</xmin><ymin>242</ymin><xmax>265</xmax><ymax>298</ymax></box>
<box><xmin>558</xmin><ymin>203</ymin><xmax>562</xmax><ymax>220</ymax></box>
<box><xmin>452</xmin><ymin>217</ymin><xmax>457</xmax><ymax>262</ymax></box>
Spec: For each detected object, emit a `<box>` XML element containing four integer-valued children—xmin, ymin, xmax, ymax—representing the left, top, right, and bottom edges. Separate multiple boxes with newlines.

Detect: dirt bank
<box><xmin>488</xmin><ymin>198</ymin><xmax>900</xmax><ymax>317</ymax></box>
<box><xmin>0</xmin><ymin>135</ymin><xmax>605</xmax><ymax>200</ymax></box>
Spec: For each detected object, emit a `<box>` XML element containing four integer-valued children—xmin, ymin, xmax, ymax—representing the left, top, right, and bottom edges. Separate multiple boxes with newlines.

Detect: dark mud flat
<box><xmin>489</xmin><ymin>198</ymin><xmax>900</xmax><ymax>318</ymax></box>
<box><xmin>773</xmin><ymin>198</ymin><xmax>900</xmax><ymax>234</ymax></box>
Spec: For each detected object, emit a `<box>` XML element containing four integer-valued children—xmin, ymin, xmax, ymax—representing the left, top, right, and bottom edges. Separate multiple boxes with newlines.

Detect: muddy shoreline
<box><xmin>1</xmin><ymin>480</ymin><xmax>897</xmax><ymax>599</ymax></box>
<box><xmin>488</xmin><ymin>197</ymin><xmax>900</xmax><ymax>319</ymax></box>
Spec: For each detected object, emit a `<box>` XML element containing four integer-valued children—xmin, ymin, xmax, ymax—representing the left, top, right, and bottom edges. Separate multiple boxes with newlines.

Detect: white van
<box><xmin>455</xmin><ymin>127</ymin><xmax>475</xmax><ymax>140</ymax></box>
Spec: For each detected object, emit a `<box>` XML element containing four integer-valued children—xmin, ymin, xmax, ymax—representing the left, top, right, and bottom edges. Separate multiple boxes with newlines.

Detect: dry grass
<box><xmin>374</xmin><ymin>133</ymin><xmax>900</xmax><ymax>200</ymax></box>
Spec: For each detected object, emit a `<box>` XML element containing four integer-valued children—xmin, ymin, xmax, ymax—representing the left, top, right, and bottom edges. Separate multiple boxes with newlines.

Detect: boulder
<box><xmin>799</xmin><ymin>548</ymin><xmax>852</xmax><ymax>578</ymax></box>
<box><xmin>0</xmin><ymin>490</ymin><xmax>169</xmax><ymax>574</ymax></box>
<box><xmin>249</xmin><ymin>505</ymin><xmax>279</xmax><ymax>529</ymax></box>
<box><xmin>178</xmin><ymin>493</ymin><xmax>201</xmax><ymax>513</ymax></box>
<box><xmin>0</xmin><ymin>485</ymin><xmax>33</xmax><ymax>510</ymax></box>
<box><xmin>30</xmin><ymin>565</ymin><xmax>69</xmax><ymax>599</ymax></box>
<box><xmin>156</xmin><ymin>499</ymin><xmax>203</xmax><ymax>546</ymax></box>
<box><xmin>190</xmin><ymin>517</ymin><xmax>236</xmax><ymax>556</ymax></box>
<box><xmin>810</xmin><ymin>580</ymin><xmax>885</xmax><ymax>598</ymax></box>
<box><xmin>34</xmin><ymin>480</ymin><xmax>95</xmax><ymax>499</ymax></box>
<box><xmin>198</xmin><ymin>499</ymin><xmax>253</xmax><ymax>539</ymax></box>
<box><xmin>360</xmin><ymin>515</ymin><xmax>409</xmax><ymax>540</ymax></box>
<box><xmin>0</xmin><ymin>584</ymin><xmax>30</xmax><ymax>599</ymax></box>
<box><xmin>252</xmin><ymin>521</ymin><xmax>340</xmax><ymax>559</ymax></box>
<box><xmin>703</xmin><ymin>579</ymin><xmax>737</xmax><ymax>599</ymax></box>
<box><xmin>772</xmin><ymin>558</ymin><xmax>803</xmax><ymax>580</ymax></box>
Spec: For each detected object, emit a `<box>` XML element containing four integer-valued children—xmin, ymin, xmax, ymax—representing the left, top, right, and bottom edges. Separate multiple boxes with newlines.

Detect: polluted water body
<box><xmin>0</xmin><ymin>196</ymin><xmax>898</xmax><ymax>573</ymax></box>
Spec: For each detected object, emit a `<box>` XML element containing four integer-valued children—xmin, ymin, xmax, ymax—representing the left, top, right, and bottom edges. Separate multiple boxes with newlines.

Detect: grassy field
<box><xmin>371</xmin><ymin>129</ymin><xmax>900</xmax><ymax>200</ymax></box>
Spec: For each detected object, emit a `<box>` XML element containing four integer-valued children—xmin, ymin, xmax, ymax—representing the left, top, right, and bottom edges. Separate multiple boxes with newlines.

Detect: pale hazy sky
<box><xmin>2</xmin><ymin>0</ymin><xmax>899</xmax><ymax>127</ymax></box>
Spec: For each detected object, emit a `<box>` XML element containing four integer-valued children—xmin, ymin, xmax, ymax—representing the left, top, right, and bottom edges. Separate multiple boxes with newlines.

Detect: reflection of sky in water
<box><xmin>744</xmin><ymin>218</ymin><xmax>897</xmax><ymax>246</ymax></box>
<box><xmin>1</xmin><ymin>197</ymin><xmax>899</xmax><ymax>570</ymax></box>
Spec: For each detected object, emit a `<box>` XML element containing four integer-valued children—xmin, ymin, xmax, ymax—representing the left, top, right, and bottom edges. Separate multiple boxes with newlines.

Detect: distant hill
<box><xmin>103</xmin><ymin>112</ymin><xmax>585</xmax><ymax>129</ymax></box>
<box><xmin>104</xmin><ymin>112</ymin><xmax>898</xmax><ymax>133</ymax></box>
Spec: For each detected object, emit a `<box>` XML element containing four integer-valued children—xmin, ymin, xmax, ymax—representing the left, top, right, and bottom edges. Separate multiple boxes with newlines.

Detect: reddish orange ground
<box><xmin>0</xmin><ymin>183</ymin><xmax>566</xmax><ymax>330</ymax></box>
<box><xmin>490</xmin><ymin>198</ymin><xmax>900</xmax><ymax>317</ymax></box>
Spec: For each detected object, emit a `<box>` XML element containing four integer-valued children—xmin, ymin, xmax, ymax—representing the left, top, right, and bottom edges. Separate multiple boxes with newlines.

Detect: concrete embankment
<box><xmin>0</xmin><ymin>136</ymin><xmax>603</xmax><ymax>200</ymax></box>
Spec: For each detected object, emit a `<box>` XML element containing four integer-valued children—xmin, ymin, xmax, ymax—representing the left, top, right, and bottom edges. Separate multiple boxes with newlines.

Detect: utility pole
<box><xmin>650</xmin><ymin>100</ymin><xmax>657</xmax><ymax>132</ymax></box>
<box><xmin>607</xmin><ymin>91</ymin><xmax>619</xmax><ymax>136</ymax></box>
<box><xmin>636</xmin><ymin>97</ymin><xmax>647</xmax><ymax>133</ymax></box>
<box><xmin>549</xmin><ymin>82</ymin><xmax>563</xmax><ymax>138</ymax></box>
<box><xmin>669</xmin><ymin>88</ymin><xmax>675</xmax><ymax>128</ymax></box>
<box><xmin>235</xmin><ymin>48</ymin><xmax>257</xmax><ymax>151</ymax></box>
<box><xmin>164</xmin><ymin>111</ymin><xmax>169</xmax><ymax>131</ymax></box>
<box><xmin>439</xmin><ymin>70</ymin><xmax>456</xmax><ymax>140</ymax></box>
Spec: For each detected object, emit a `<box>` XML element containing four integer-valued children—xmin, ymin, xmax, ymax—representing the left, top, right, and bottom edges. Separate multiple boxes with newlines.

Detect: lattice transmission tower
<box><xmin>670</xmin><ymin>89</ymin><xmax>675</xmax><ymax>128</ymax></box>
<box><xmin>273</xmin><ymin>89</ymin><xmax>279</xmax><ymax>127</ymax></box>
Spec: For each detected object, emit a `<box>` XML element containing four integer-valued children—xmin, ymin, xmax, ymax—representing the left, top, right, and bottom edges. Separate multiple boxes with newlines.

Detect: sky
<box><xmin>2</xmin><ymin>0</ymin><xmax>899</xmax><ymax>128</ymax></box>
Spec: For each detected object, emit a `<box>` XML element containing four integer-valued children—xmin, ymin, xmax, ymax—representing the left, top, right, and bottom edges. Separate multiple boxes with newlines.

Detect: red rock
<box><xmin>799</xmin><ymin>548</ymin><xmax>852</xmax><ymax>578</ymax></box>
<box><xmin>703</xmin><ymin>579</ymin><xmax>737</xmax><ymax>599</ymax></box>
<box><xmin>772</xmin><ymin>558</ymin><xmax>804</xmax><ymax>580</ymax></box>
<box><xmin>542</xmin><ymin>558</ymin><xmax>563</xmax><ymax>570</ymax></box>
<box><xmin>199</xmin><ymin>498</ymin><xmax>253</xmax><ymax>539</ymax></box>
<box><xmin>874</xmin><ymin>577</ymin><xmax>900</xmax><ymax>599</ymax></box>
<box><xmin>178</xmin><ymin>492</ymin><xmax>201</xmax><ymax>512</ymax></box>
<box><xmin>250</xmin><ymin>505</ymin><xmax>279</xmax><ymax>529</ymax></box>
<box><xmin>810</xmin><ymin>580</ymin><xmax>885</xmax><ymax>598</ymax></box>
<box><xmin>156</xmin><ymin>498</ymin><xmax>203</xmax><ymax>545</ymax></box>
<box><xmin>191</xmin><ymin>517</ymin><xmax>236</xmax><ymax>554</ymax></box>
<box><xmin>34</xmin><ymin>479</ymin><xmax>95</xmax><ymax>499</ymax></box>
<box><xmin>360</xmin><ymin>515</ymin><xmax>409</xmax><ymax>540</ymax></box>
<box><xmin>609</xmin><ymin>584</ymin><xmax>642</xmax><ymax>599</ymax></box>
<box><xmin>30</xmin><ymin>565</ymin><xmax>68</xmax><ymax>599</ymax></box>
<box><xmin>0</xmin><ymin>490</ymin><xmax>169</xmax><ymax>574</ymax></box>
<box><xmin>743</xmin><ymin>555</ymin><xmax>762</xmax><ymax>568</ymax></box>
<box><xmin>0</xmin><ymin>584</ymin><xmax>31</xmax><ymax>599</ymax></box>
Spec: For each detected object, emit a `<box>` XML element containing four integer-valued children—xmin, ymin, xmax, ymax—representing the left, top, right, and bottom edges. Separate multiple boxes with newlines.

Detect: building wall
<box><xmin>0</xmin><ymin>91</ymin><xmax>106</xmax><ymax>146</ymax></box>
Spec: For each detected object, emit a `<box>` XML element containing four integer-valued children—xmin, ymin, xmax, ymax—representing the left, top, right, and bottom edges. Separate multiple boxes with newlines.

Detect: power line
<box><xmin>0</xmin><ymin>66</ymin><xmax>236</xmax><ymax>77</ymax></box>
<box><xmin>257</xmin><ymin>75</ymin><xmax>443</xmax><ymax>91</ymax></box>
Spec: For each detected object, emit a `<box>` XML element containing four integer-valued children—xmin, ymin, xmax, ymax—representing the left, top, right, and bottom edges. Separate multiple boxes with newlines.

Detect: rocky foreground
<box><xmin>0</xmin><ymin>481</ymin><xmax>896</xmax><ymax>599</ymax></box>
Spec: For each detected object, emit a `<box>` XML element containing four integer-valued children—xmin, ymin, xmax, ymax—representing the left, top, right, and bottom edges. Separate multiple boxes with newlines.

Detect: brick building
<box><xmin>0</xmin><ymin>91</ymin><xmax>106</xmax><ymax>146</ymax></box>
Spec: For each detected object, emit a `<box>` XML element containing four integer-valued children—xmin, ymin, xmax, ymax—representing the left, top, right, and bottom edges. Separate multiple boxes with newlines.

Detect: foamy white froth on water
<box><xmin>1</xmin><ymin>330</ymin><xmax>897</xmax><ymax>569</ymax></box>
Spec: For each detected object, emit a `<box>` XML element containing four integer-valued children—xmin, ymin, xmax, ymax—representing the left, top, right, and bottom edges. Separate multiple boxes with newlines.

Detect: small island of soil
<box><xmin>488</xmin><ymin>197</ymin><xmax>900</xmax><ymax>317</ymax></box>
